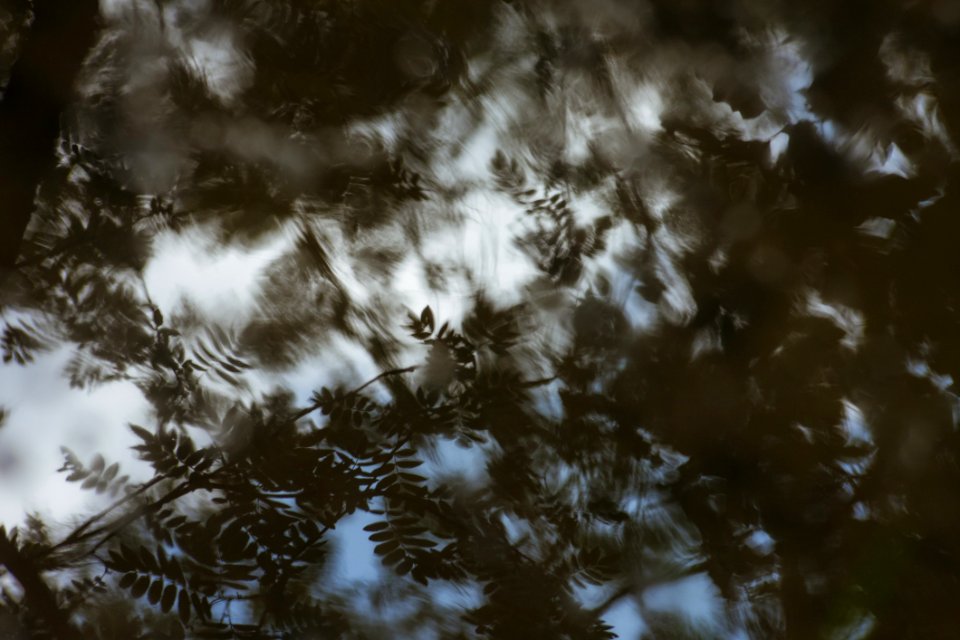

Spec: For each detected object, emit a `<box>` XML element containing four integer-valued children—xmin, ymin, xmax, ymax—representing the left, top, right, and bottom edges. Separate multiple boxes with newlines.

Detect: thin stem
<box><xmin>48</xmin><ymin>474</ymin><xmax>167</xmax><ymax>553</ymax></box>
<box><xmin>86</xmin><ymin>478</ymin><xmax>197</xmax><ymax>554</ymax></box>
<box><xmin>353</xmin><ymin>365</ymin><xmax>418</xmax><ymax>394</ymax></box>
<box><xmin>520</xmin><ymin>375</ymin><xmax>558</xmax><ymax>388</ymax></box>
<box><xmin>289</xmin><ymin>365</ymin><xmax>418</xmax><ymax>423</ymax></box>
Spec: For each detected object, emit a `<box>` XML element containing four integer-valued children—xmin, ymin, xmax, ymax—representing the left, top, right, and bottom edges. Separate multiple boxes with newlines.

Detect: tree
<box><xmin>0</xmin><ymin>0</ymin><xmax>101</xmax><ymax>271</ymax></box>
<box><xmin>2</xmin><ymin>0</ymin><xmax>960</xmax><ymax>638</ymax></box>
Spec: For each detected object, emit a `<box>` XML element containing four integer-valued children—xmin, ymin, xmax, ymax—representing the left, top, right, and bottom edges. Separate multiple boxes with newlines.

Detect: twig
<box><xmin>520</xmin><ymin>375</ymin><xmax>558</xmax><ymax>388</ymax></box>
<box><xmin>353</xmin><ymin>365</ymin><xmax>418</xmax><ymax>394</ymax></box>
<box><xmin>48</xmin><ymin>474</ymin><xmax>168</xmax><ymax>553</ymax></box>
<box><xmin>254</xmin><ymin>521</ymin><xmax>335</xmax><ymax>631</ymax></box>
<box><xmin>86</xmin><ymin>478</ymin><xmax>197</xmax><ymax>554</ymax></box>
<box><xmin>289</xmin><ymin>365</ymin><xmax>418</xmax><ymax>423</ymax></box>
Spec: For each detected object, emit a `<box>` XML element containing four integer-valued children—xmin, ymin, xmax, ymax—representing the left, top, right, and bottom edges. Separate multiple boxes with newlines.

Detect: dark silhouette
<box><xmin>0</xmin><ymin>0</ymin><xmax>100</xmax><ymax>271</ymax></box>
<box><xmin>1</xmin><ymin>0</ymin><xmax>960</xmax><ymax>638</ymax></box>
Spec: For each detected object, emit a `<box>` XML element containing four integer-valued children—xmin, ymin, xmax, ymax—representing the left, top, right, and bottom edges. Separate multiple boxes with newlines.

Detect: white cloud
<box><xmin>0</xmin><ymin>347</ymin><xmax>151</xmax><ymax>528</ymax></box>
<box><xmin>643</xmin><ymin>573</ymin><xmax>727</xmax><ymax>635</ymax></box>
<box><xmin>144</xmin><ymin>227</ymin><xmax>287</xmax><ymax>323</ymax></box>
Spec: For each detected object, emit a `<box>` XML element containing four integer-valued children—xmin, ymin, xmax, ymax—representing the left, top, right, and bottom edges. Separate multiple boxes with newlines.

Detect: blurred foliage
<box><xmin>2</xmin><ymin>0</ymin><xmax>960</xmax><ymax>638</ymax></box>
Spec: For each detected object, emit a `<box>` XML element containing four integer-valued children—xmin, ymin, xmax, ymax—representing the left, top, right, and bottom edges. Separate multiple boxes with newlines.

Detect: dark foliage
<box><xmin>2</xmin><ymin>0</ymin><xmax>960</xmax><ymax>638</ymax></box>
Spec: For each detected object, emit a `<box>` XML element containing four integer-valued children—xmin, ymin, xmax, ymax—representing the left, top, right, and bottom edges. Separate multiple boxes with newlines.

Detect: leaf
<box><xmin>398</xmin><ymin>526</ymin><xmax>428</xmax><ymax>536</ymax></box>
<box><xmin>374</xmin><ymin>540</ymin><xmax>400</xmax><ymax>556</ymax></box>
<box><xmin>368</xmin><ymin>462</ymin><xmax>393</xmax><ymax>477</ymax></box>
<box><xmin>102</xmin><ymin>462</ymin><xmax>120</xmax><ymax>483</ymax></box>
<box><xmin>130</xmin><ymin>424</ymin><xmax>154</xmax><ymax>443</ymax></box>
<box><xmin>119</xmin><ymin>545</ymin><xmax>139</xmax><ymax>569</ymax></box>
<box><xmin>107</xmin><ymin>550</ymin><xmax>127</xmax><ymax>571</ymax></box>
<box><xmin>89</xmin><ymin>454</ymin><xmax>105</xmax><ymax>473</ymax></box>
<box><xmin>363</xmin><ymin>521</ymin><xmax>389</xmax><ymax>532</ymax></box>
<box><xmin>131</xmin><ymin>575</ymin><xmax>150</xmax><ymax>598</ymax></box>
<box><xmin>420</xmin><ymin>306</ymin><xmax>435</xmax><ymax>333</ymax></box>
<box><xmin>118</xmin><ymin>572</ymin><xmax>137</xmax><ymax>589</ymax></box>
<box><xmin>178</xmin><ymin>588</ymin><xmax>191</xmax><ymax>623</ymax></box>
<box><xmin>148</xmin><ymin>579</ymin><xmax>163</xmax><ymax>605</ymax></box>
<box><xmin>404</xmin><ymin>538</ymin><xmax>437</xmax><ymax>548</ymax></box>
<box><xmin>300</xmin><ymin>519</ymin><xmax>320</xmax><ymax>539</ymax></box>
<box><xmin>176</xmin><ymin>439</ymin><xmax>195</xmax><ymax>460</ymax></box>
<box><xmin>377</xmin><ymin>475</ymin><xmax>399</xmax><ymax>490</ymax></box>
<box><xmin>169</xmin><ymin>558</ymin><xmax>185</xmax><ymax>583</ymax></box>
<box><xmin>368</xmin><ymin>531</ymin><xmax>394</xmax><ymax>542</ymax></box>
<box><xmin>139</xmin><ymin>547</ymin><xmax>159</xmax><ymax>573</ymax></box>
<box><xmin>161</xmin><ymin>583</ymin><xmax>177</xmax><ymax>612</ymax></box>
<box><xmin>192</xmin><ymin>592</ymin><xmax>211</xmax><ymax>621</ymax></box>
<box><xmin>383</xmin><ymin>548</ymin><xmax>406</xmax><ymax>566</ymax></box>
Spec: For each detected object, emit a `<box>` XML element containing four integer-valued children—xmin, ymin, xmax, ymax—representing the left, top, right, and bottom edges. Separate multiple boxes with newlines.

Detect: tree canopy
<box><xmin>1</xmin><ymin>0</ymin><xmax>960</xmax><ymax>638</ymax></box>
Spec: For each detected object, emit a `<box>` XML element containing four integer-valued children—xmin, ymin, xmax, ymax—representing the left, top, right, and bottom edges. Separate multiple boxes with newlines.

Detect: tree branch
<box><xmin>289</xmin><ymin>365</ymin><xmax>418</xmax><ymax>423</ymax></box>
<box><xmin>0</xmin><ymin>526</ymin><xmax>79</xmax><ymax>640</ymax></box>
<box><xmin>47</xmin><ymin>474</ymin><xmax>168</xmax><ymax>554</ymax></box>
<box><xmin>85</xmin><ymin>478</ymin><xmax>197</xmax><ymax>554</ymax></box>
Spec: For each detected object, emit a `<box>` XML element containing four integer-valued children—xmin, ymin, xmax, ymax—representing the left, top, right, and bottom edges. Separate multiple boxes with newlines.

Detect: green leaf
<box><xmin>363</xmin><ymin>521</ymin><xmax>389</xmax><ymax>532</ymax></box>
